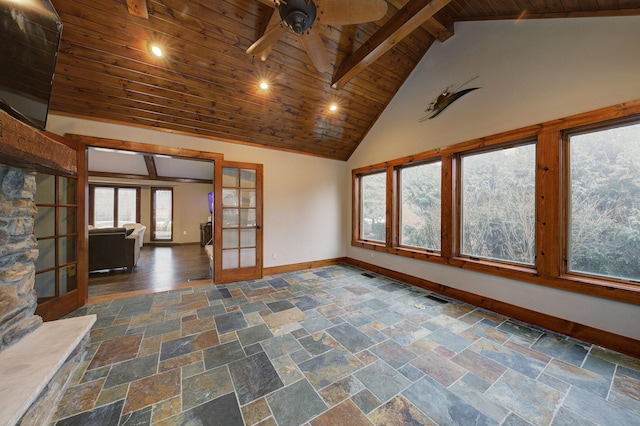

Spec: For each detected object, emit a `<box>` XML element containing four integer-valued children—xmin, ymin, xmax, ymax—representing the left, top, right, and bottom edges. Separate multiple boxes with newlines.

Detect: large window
<box><xmin>90</xmin><ymin>185</ymin><xmax>140</xmax><ymax>227</ymax></box>
<box><xmin>352</xmin><ymin>102</ymin><xmax>640</xmax><ymax>303</ymax></box>
<box><xmin>117</xmin><ymin>187</ymin><xmax>138</xmax><ymax>226</ymax></box>
<box><xmin>460</xmin><ymin>143</ymin><xmax>536</xmax><ymax>265</ymax></box>
<box><xmin>399</xmin><ymin>161</ymin><xmax>441</xmax><ymax>251</ymax></box>
<box><xmin>360</xmin><ymin>171</ymin><xmax>386</xmax><ymax>243</ymax></box>
<box><xmin>151</xmin><ymin>187</ymin><xmax>173</xmax><ymax>241</ymax></box>
<box><xmin>567</xmin><ymin>121</ymin><xmax>640</xmax><ymax>282</ymax></box>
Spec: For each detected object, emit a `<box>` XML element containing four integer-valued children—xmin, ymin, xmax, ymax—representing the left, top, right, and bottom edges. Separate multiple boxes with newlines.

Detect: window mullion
<box><xmin>441</xmin><ymin>154</ymin><xmax>454</xmax><ymax>259</ymax></box>
<box><xmin>54</xmin><ymin>176</ymin><xmax>60</xmax><ymax>297</ymax></box>
<box><xmin>387</xmin><ymin>166</ymin><xmax>397</xmax><ymax>248</ymax></box>
<box><xmin>113</xmin><ymin>188</ymin><xmax>119</xmax><ymax>227</ymax></box>
<box><xmin>351</xmin><ymin>172</ymin><xmax>360</xmax><ymax>245</ymax></box>
<box><xmin>536</xmin><ymin>130</ymin><xmax>562</xmax><ymax>278</ymax></box>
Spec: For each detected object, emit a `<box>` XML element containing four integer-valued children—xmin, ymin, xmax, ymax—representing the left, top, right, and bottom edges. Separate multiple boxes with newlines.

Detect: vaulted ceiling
<box><xmin>48</xmin><ymin>0</ymin><xmax>640</xmax><ymax>161</ymax></box>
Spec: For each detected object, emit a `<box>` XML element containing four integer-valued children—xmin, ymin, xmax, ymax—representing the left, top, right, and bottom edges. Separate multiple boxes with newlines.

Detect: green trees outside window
<box><xmin>360</xmin><ymin>172</ymin><xmax>386</xmax><ymax>242</ymax></box>
<box><xmin>400</xmin><ymin>161</ymin><xmax>441</xmax><ymax>251</ymax></box>
<box><xmin>461</xmin><ymin>144</ymin><xmax>536</xmax><ymax>265</ymax></box>
<box><xmin>568</xmin><ymin>122</ymin><xmax>640</xmax><ymax>281</ymax></box>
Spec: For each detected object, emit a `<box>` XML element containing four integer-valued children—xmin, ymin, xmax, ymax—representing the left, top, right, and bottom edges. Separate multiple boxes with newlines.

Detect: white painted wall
<box><xmin>47</xmin><ymin>116</ymin><xmax>349</xmax><ymax>267</ymax></box>
<box><xmin>348</xmin><ymin>17</ymin><xmax>640</xmax><ymax>340</ymax></box>
<box><xmin>172</xmin><ymin>183</ymin><xmax>213</xmax><ymax>244</ymax></box>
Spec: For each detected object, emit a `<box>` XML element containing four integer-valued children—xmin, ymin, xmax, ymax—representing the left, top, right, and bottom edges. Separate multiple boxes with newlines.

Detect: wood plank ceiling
<box><xmin>48</xmin><ymin>0</ymin><xmax>640</xmax><ymax>161</ymax></box>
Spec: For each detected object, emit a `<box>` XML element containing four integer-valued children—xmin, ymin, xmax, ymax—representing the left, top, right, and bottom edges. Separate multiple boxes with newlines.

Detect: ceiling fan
<box><xmin>247</xmin><ymin>0</ymin><xmax>388</xmax><ymax>73</ymax></box>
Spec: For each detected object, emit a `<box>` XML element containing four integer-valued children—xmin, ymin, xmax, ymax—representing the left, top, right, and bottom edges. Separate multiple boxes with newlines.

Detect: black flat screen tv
<box><xmin>0</xmin><ymin>0</ymin><xmax>62</xmax><ymax>130</ymax></box>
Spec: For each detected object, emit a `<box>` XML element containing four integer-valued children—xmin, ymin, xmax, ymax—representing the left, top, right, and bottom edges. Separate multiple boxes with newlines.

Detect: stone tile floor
<box><xmin>51</xmin><ymin>265</ymin><xmax>640</xmax><ymax>425</ymax></box>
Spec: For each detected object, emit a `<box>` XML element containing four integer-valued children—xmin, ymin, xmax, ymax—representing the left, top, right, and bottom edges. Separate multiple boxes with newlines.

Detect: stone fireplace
<box><xmin>0</xmin><ymin>110</ymin><xmax>95</xmax><ymax>425</ymax></box>
<box><xmin>0</xmin><ymin>166</ymin><xmax>41</xmax><ymax>350</ymax></box>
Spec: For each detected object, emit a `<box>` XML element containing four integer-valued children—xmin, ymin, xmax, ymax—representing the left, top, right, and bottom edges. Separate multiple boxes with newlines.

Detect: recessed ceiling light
<box><xmin>329</xmin><ymin>104</ymin><xmax>338</xmax><ymax>112</ymax></box>
<box><xmin>259</xmin><ymin>81</ymin><xmax>269</xmax><ymax>90</ymax></box>
<box><xmin>150</xmin><ymin>44</ymin><xmax>163</xmax><ymax>57</ymax></box>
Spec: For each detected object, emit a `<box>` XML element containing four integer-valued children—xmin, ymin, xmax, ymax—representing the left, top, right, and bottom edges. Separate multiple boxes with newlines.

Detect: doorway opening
<box><xmin>85</xmin><ymin>146</ymin><xmax>215</xmax><ymax>299</ymax></box>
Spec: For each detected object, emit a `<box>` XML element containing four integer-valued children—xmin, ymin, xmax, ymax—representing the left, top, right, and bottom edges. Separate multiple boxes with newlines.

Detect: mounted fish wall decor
<box><xmin>420</xmin><ymin>77</ymin><xmax>480</xmax><ymax>121</ymax></box>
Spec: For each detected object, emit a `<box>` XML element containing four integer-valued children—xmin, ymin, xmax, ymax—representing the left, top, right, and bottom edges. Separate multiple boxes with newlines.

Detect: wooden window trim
<box><xmin>351</xmin><ymin>99</ymin><xmax>640</xmax><ymax>306</ymax></box>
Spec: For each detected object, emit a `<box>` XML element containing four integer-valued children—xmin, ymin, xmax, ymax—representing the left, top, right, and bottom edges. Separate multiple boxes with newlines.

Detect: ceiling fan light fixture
<box><xmin>279</xmin><ymin>0</ymin><xmax>316</xmax><ymax>34</ymax></box>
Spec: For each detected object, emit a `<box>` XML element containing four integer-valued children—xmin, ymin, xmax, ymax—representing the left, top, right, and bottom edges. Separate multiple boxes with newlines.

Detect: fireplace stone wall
<box><xmin>0</xmin><ymin>164</ymin><xmax>41</xmax><ymax>351</ymax></box>
<box><xmin>0</xmin><ymin>110</ymin><xmax>93</xmax><ymax>425</ymax></box>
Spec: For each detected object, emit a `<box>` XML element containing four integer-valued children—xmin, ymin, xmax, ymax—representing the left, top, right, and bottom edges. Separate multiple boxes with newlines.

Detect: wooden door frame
<box><xmin>65</xmin><ymin>134</ymin><xmax>223</xmax><ymax>297</ymax></box>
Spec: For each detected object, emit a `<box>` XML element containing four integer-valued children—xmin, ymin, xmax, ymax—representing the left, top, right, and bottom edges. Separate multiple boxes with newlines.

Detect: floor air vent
<box><xmin>361</xmin><ymin>273</ymin><xmax>376</xmax><ymax>278</ymax></box>
<box><xmin>426</xmin><ymin>294</ymin><xmax>449</xmax><ymax>304</ymax></box>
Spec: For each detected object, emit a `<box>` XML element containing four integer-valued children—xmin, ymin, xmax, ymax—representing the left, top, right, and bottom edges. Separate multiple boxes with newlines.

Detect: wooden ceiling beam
<box><xmin>65</xmin><ymin>134</ymin><xmax>221</xmax><ymax>160</ymax></box>
<box><xmin>331</xmin><ymin>0</ymin><xmax>453</xmax><ymax>89</ymax></box>
<box><xmin>125</xmin><ymin>0</ymin><xmax>148</xmax><ymax>19</ymax></box>
<box><xmin>143</xmin><ymin>155</ymin><xmax>158</xmax><ymax>179</ymax></box>
<box><xmin>423</xmin><ymin>17</ymin><xmax>453</xmax><ymax>42</ymax></box>
<box><xmin>384</xmin><ymin>0</ymin><xmax>452</xmax><ymax>41</ymax></box>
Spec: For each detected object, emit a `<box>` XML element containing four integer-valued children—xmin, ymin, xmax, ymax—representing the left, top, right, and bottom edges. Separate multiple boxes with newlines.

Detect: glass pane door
<box><xmin>222</xmin><ymin>167</ymin><xmax>257</xmax><ymax>268</ymax></box>
<box><xmin>215</xmin><ymin>162</ymin><xmax>262</xmax><ymax>283</ymax></box>
<box><xmin>152</xmin><ymin>188</ymin><xmax>173</xmax><ymax>241</ymax></box>
<box><xmin>34</xmin><ymin>173</ymin><xmax>80</xmax><ymax>320</ymax></box>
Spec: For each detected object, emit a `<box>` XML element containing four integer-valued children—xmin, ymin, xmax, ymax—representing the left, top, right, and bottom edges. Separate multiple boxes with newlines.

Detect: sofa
<box><xmin>88</xmin><ymin>227</ymin><xmax>140</xmax><ymax>272</ymax></box>
<box><xmin>123</xmin><ymin>223</ymin><xmax>146</xmax><ymax>248</ymax></box>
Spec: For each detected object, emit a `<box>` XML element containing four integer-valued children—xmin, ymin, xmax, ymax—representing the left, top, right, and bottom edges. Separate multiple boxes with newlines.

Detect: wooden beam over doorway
<box><xmin>0</xmin><ymin>110</ymin><xmax>76</xmax><ymax>174</ymax></box>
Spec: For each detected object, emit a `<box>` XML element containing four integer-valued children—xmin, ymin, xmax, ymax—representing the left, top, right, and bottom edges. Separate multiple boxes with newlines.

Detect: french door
<box><xmin>214</xmin><ymin>161</ymin><xmax>263</xmax><ymax>283</ymax></box>
<box><xmin>33</xmin><ymin>144</ymin><xmax>87</xmax><ymax>321</ymax></box>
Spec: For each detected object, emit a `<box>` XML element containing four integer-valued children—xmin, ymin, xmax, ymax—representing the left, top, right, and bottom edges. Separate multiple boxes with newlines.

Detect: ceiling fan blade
<box><xmin>255</xmin><ymin>0</ymin><xmax>277</xmax><ymax>8</ymax></box>
<box><xmin>246</xmin><ymin>23</ymin><xmax>287</xmax><ymax>56</ymax></box>
<box><xmin>315</xmin><ymin>0</ymin><xmax>388</xmax><ymax>25</ymax></box>
<box><xmin>258</xmin><ymin>10</ymin><xmax>283</xmax><ymax>61</ymax></box>
<box><xmin>300</xmin><ymin>28</ymin><xmax>330</xmax><ymax>72</ymax></box>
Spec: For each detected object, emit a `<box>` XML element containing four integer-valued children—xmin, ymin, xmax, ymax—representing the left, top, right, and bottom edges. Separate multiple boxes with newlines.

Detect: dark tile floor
<box><xmin>52</xmin><ymin>265</ymin><xmax>640</xmax><ymax>425</ymax></box>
